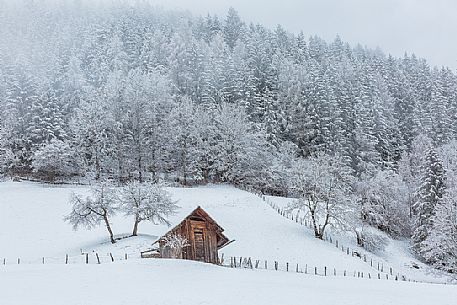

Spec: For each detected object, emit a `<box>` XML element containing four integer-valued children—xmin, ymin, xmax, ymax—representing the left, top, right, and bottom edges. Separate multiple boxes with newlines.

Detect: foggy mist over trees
<box><xmin>1</xmin><ymin>1</ymin><xmax>457</xmax><ymax>273</ymax></box>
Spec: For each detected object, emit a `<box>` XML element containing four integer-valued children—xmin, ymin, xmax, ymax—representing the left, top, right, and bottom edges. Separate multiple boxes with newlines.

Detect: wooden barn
<box><xmin>146</xmin><ymin>206</ymin><xmax>231</xmax><ymax>264</ymax></box>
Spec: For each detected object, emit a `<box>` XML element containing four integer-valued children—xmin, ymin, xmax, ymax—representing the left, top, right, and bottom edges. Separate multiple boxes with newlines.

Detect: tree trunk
<box><xmin>138</xmin><ymin>155</ymin><xmax>143</xmax><ymax>183</ymax></box>
<box><xmin>137</xmin><ymin>138</ymin><xmax>143</xmax><ymax>183</ymax></box>
<box><xmin>103</xmin><ymin>214</ymin><xmax>116</xmax><ymax>244</ymax></box>
<box><xmin>310</xmin><ymin>209</ymin><xmax>323</xmax><ymax>239</ymax></box>
<box><xmin>182</xmin><ymin>140</ymin><xmax>188</xmax><ymax>186</ymax></box>
<box><xmin>132</xmin><ymin>215</ymin><xmax>140</xmax><ymax>236</ymax></box>
<box><xmin>95</xmin><ymin>151</ymin><xmax>100</xmax><ymax>181</ymax></box>
<box><xmin>315</xmin><ymin>228</ymin><xmax>324</xmax><ymax>240</ymax></box>
<box><xmin>356</xmin><ymin>230</ymin><xmax>364</xmax><ymax>247</ymax></box>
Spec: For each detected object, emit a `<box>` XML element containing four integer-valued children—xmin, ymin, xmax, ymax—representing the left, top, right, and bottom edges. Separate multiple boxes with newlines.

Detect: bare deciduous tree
<box><xmin>65</xmin><ymin>184</ymin><xmax>118</xmax><ymax>244</ymax></box>
<box><xmin>120</xmin><ymin>181</ymin><xmax>179</xmax><ymax>236</ymax></box>
<box><xmin>289</xmin><ymin>153</ymin><xmax>356</xmax><ymax>239</ymax></box>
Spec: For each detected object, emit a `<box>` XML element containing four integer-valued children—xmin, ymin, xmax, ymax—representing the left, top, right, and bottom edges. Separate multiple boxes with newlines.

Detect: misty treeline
<box><xmin>0</xmin><ymin>2</ymin><xmax>456</xmax><ymax>272</ymax></box>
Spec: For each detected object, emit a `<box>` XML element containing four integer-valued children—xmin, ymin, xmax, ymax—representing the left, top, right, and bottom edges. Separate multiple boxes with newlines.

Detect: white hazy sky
<box><xmin>148</xmin><ymin>0</ymin><xmax>456</xmax><ymax>70</ymax></box>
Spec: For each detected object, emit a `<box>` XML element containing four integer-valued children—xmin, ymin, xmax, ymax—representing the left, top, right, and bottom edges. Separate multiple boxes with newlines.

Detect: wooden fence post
<box><xmin>324</xmin><ymin>266</ymin><xmax>327</xmax><ymax>276</ymax></box>
<box><xmin>86</xmin><ymin>253</ymin><xmax>89</xmax><ymax>264</ymax></box>
<box><xmin>286</xmin><ymin>262</ymin><xmax>289</xmax><ymax>272</ymax></box>
<box><xmin>96</xmin><ymin>253</ymin><xmax>100</xmax><ymax>264</ymax></box>
<box><xmin>110</xmin><ymin>253</ymin><xmax>114</xmax><ymax>262</ymax></box>
<box><xmin>125</xmin><ymin>253</ymin><xmax>128</xmax><ymax>260</ymax></box>
<box><xmin>42</xmin><ymin>257</ymin><xmax>45</xmax><ymax>264</ymax></box>
<box><xmin>65</xmin><ymin>254</ymin><xmax>68</xmax><ymax>264</ymax></box>
<box><xmin>17</xmin><ymin>258</ymin><xmax>20</xmax><ymax>264</ymax></box>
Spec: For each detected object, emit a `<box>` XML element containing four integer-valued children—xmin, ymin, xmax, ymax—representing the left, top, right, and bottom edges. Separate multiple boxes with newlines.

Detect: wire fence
<box><xmin>250</xmin><ymin>192</ymin><xmax>413</xmax><ymax>282</ymax></box>
<box><xmin>0</xmin><ymin>250</ymin><xmax>141</xmax><ymax>266</ymax></box>
<box><xmin>220</xmin><ymin>255</ymin><xmax>410</xmax><ymax>282</ymax></box>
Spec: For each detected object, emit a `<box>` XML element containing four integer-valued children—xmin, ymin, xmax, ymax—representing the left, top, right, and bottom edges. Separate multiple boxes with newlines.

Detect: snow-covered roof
<box><xmin>156</xmin><ymin>205</ymin><xmax>230</xmax><ymax>249</ymax></box>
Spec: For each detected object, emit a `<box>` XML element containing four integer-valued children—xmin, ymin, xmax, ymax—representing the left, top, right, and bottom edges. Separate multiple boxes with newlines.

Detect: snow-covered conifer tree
<box><xmin>412</xmin><ymin>148</ymin><xmax>445</xmax><ymax>257</ymax></box>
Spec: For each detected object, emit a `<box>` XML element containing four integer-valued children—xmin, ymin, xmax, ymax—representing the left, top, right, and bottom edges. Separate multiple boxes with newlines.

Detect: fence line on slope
<box><xmin>221</xmin><ymin>255</ymin><xmax>411</xmax><ymax>282</ymax></box>
<box><xmin>245</xmin><ymin>190</ymin><xmax>411</xmax><ymax>283</ymax></box>
<box><xmin>0</xmin><ymin>250</ymin><xmax>139</xmax><ymax>266</ymax></box>
<box><xmin>0</xmin><ymin>249</ymin><xmax>409</xmax><ymax>282</ymax></box>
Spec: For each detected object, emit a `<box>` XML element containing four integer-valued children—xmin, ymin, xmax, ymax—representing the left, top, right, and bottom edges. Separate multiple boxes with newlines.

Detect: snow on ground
<box><xmin>0</xmin><ymin>180</ymin><xmax>454</xmax><ymax>300</ymax></box>
<box><xmin>266</xmin><ymin>194</ymin><xmax>454</xmax><ymax>284</ymax></box>
<box><xmin>0</xmin><ymin>259</ymin><xmax>456</xmax><ymax>305</ymax></box>
<box><xmin>0</xmin><ymin>181</ymin><xmax>392</xmax><ymax>278</ymax></box>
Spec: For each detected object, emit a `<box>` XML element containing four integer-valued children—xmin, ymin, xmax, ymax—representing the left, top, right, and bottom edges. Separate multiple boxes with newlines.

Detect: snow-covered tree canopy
<box><xmin>65</xmin><ymin>184</ymin><xmax>119</xmax><ymax>243</ymax></box>
<box><xmin>288</xmin><ymin>153</ymin><xmax>356</xmax><ymax>239</ymax></box>
<box><xmin>356</xmin><ymin>170</ymin><xmax>410</xmax><ymax>237</ymax></box>
<box><xmin>119</xmin><ymin>181</ymin><xmax>179</xmax><ymax>236</ymax></box>
<box><xmin>1</xmin><ymin>2</ymin><xmax>456</xmax><ymax>186</ymax></box>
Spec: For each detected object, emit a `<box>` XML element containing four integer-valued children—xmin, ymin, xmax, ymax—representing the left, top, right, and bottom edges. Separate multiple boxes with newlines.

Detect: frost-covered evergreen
<box><xmin>423</xmin><ymin>185</ymin><xmax>457</xmax><ymax>273</ymax></box>
<box><xmin>412</xmin><ymin>148</ymin><xmax>445</xmax><ymax>257</ymax></box>
<box><xmin>421</xmin><ymin>141</ymin><xmax>457</xmax><ymax>272</ymax></box>
<box><xmin>1</xmin><ymin>3</ymin><xmax>457</xmax><ymax>184</ymax></box>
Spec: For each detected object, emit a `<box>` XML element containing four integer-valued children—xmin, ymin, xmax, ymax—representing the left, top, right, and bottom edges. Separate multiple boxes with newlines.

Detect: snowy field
<box><xmin>1</xmin><ymin>259</ymin><xmax>456</xmax><ymax>305</ymax></box>
<box><xmin>0</xmin><ymin>180</ymin><xmax>455</xmax><ymax>304</ymax></box>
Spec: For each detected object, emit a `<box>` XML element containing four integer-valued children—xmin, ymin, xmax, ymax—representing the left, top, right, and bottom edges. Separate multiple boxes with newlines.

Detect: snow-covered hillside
<box><xmin>0</xmin><ymin>181</ymin><xmax>454</xmax><ymax>304</ymax></box>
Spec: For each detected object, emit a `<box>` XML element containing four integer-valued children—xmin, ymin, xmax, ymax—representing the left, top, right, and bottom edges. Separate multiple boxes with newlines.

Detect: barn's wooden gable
<box><xmin>158</xmin><ymin>206</ymin><xmax>230</xmax><ymax>264</ymax></box>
